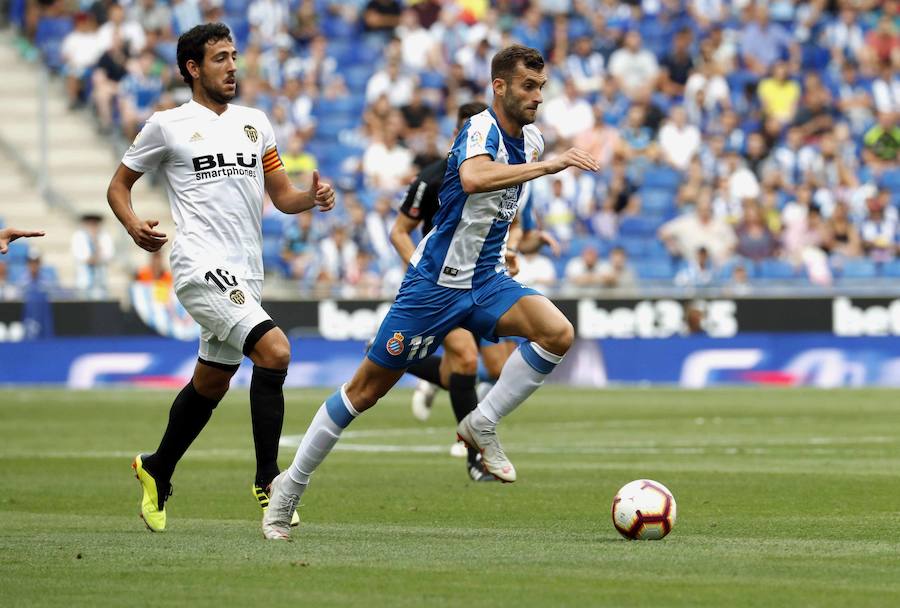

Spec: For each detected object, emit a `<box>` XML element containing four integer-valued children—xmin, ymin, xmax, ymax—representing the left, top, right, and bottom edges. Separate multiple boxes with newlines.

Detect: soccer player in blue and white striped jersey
<box><xmin>263</xmin><ymin>45</ymin><xmax>600</xmax><ymax>540</ymax></box>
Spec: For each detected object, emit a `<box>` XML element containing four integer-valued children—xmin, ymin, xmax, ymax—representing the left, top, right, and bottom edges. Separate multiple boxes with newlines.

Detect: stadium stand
<box><xmin>3</xmin><ymin>0</ymin><xmax>899</xmax><ymax>299</ymax></box>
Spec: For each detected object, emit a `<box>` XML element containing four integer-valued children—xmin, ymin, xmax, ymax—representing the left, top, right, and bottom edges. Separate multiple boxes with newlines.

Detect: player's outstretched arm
<box><xmin>459</xmin><ymin>148</ymin><xmax>599</xmax><ymax>194</ymax></box>
<box><xmin>0</xmin><ymin>228</ymin><xmax>45</xmax><ymax>254</ymax></box>
<box><xmin>265</xmin><ymin>169</ymin><xmax>335</xmax><ymax>214</ymax></box>
<box><xmin>107</xmin><ymin>163</ymin><xmax>168</xmax><ymax>252</ymax></box>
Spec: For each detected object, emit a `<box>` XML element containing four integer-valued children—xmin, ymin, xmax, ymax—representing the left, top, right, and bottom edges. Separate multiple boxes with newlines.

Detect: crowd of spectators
<box><xmin>11</xmin><ymin>0</ymin><xmax>900</xmax><ymax>297</ymax></box>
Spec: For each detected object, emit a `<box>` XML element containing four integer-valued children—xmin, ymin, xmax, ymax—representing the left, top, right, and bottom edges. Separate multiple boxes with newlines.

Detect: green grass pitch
<box><xmin>2</xmin><ymin>387</ymin><xmax>899</xmax><ymax>607</ymax></box>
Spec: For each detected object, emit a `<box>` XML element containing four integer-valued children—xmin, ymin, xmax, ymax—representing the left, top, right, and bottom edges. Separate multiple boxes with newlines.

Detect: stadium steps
<box><xmin>0</xmin><ymin>31</ymin><xmax>174</xmax><ymax>299</ymax></box>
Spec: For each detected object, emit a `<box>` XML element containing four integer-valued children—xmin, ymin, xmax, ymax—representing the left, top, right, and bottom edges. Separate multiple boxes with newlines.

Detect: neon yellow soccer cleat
<box><xmin>253</xmin><ymin>481</ymin><xmax>300</xmax><ymax>527</ymax></box>
<box><xmin>131</xmin><ymin>454</ymin><xmax>171</xmax><ymax>533</ymax></box>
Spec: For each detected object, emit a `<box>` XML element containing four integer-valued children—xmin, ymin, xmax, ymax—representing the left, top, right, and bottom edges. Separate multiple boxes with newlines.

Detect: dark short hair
<box><xmin>456</xmin><ymin>101</ymin><xmax>488</xmax><ymax>129</ymax></box>
<box><xmin>176</xmin><ymin>22</ymin><xmax>232</xmax><ymax>86</ymax></box>
<box><xmin>490</xmin><ymin>45</ymin><xmax>544</xmax><ymax>82</ymax></box>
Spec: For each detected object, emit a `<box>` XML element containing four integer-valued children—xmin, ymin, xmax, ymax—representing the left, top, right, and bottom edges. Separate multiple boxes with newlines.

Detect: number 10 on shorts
<box><xmin>407</xmin><ymin>335</ymin><xmax>434</xmax><ymax>361</ymax></box>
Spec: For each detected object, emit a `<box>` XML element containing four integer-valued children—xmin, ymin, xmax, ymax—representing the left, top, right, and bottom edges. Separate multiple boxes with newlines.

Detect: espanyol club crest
<box><xmin>386</xmin><ymin>332</ymin><xmax>405</xmax><ymax>356</ymax></box>
<box><xmin>469</xmin><ymin>130</ymin><xmax>483</xmax><ymax>148</ymax></box>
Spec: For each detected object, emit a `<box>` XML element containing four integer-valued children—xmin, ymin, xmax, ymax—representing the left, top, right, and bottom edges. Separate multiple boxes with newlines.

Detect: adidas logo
<box><xmin>189</xmin><ymin>132</ymin><xmax>204</xmax><ymax>142</ymax></box>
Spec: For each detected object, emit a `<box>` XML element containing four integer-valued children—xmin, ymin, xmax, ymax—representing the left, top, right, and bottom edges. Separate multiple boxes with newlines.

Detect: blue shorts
<box><xmin>367</xmin><ymin>269</ymin><xmax>540</xmax><ymax>370</ymax></box>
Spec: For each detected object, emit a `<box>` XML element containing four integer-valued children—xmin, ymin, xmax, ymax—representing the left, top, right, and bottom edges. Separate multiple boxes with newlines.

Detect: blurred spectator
<box><xmin>872</xmin><ymin>63</ymin><xmax>900</xmax><ymax>115</ymax></box>
<box><xmin>563</xmin><ymin>245</ymin><xmax>605</xmax><ymax>287</ymax></box>
<box><xmin>771</xmin><ymin>127</ymin><xmax>814</xmax><ymax>190</ymax></box>
<box><xmin>836</xmin><ymin>61</ymin><xmax>875</xmax><ymax>137</ymax></box>
<box><xmin>317</xmin><ymin>225</ymin><xmax>360</xmax><ymax>290</ymax></box>
<box><xmin>97</xmin><ymin>3</ymin><xmax>145</xmax><ymax>55</ymax></box>
<box><xmin>738</xmin><ymin>4</ymin><xmax>799</xmax><ymax>78</ymax></box>
<box><xmin>793</xmin><ymin>75</ymin><xmax>835</xmax><ymax>140</ymax></box>
<box><xmin>118</xmin><ymin>50</ymin><xmax>164</xmax><ymax>139</ymax></box>
<box><xmin>365</xmin><ymin>196</ymin><xmax>396</xmax><ymax>262</ymax></box>
<box><xmin>860</xmin><ymin>188</ymin><xmax>898</xmax><ymax>263</ymax></box>
<box><xmin>607</xmin><ymin>31</ymin><xmax>659</xmax><ymax>99</ymax></box>
<box><xmin>822</xmin><ymin>6</ymin><xmax>865</xmax><ymax>69</ymax></box>
<box><xmin>130</xmin><ymin>0</ymin><xmax>173</xmax><ymax>37</ymax></box>
<box><xmin>862</xmin><ymin>112</ymin><xmax>900</xmax><ymax>173</ymax></box>
<box><xmin>541</xmin><ymin>177</ymin><xmax>576</xmax><ymax>243</ymax></box>
<box><xmin>282</xmin><ymin>212</ymin><xmax>319</xmax><ymax>281</ymax></box>
<box><xmin>282</xmin><ymin>135</ymin><xmax>318</xmax><ymax>181</ymax></box>
<box><xmin>597</xmin><ymin>246</ymin><xmax>636</xmax><ymax>289</ymax></box>
<box><xmin>61</xmin><ymin>12</ymin><xmax>103</xmax><ymax>108</ymax></box>
<box><xmin>365</xmin><ymin>59</ymin><xmax>415</xmax><ymax>107</ymax></box>
<box><xmin>288</xmin><ymin>0</ymin><xmax>320</xmax><ymax>46</ymax></box>
<box><xmin>363</xmin><ymin>0</ymin><xmax>402</xmax><ymax>34</ymax></box>
<box><xmin>135</xmin><ymin>250</ymin><xmax>173</xmax><ymax>287</ymax></box>
<box><xmin>170</xmin><ymin>0</ymin><xmax>203</xmax><ymax>36</ymax></box>
<box><xmin>362</xmin><ymin>127</ymin><xmax>413</xmax><ymax>192</ymax></box>
<box><xmin>543</xmin><ymin>78</ymin><xmax>595</xmax><ymax>142</ymax></box>
<box><xmin>91</xmin><ymin>25</ymin><xmax>129</xmax><ymax>133</ymax></box>
<box><xmin>565</xmin><ymin>35</ymin><xmax>604</xmax><ymax>97</ymax></box>
<box><xmin>658</xmin><ymin>106</ymin><xmax>701</xmax><ymax>171</ymax></box>
<box><xmin>659</xmin><ymin>190</ymin><xmax>736</xmax><ymax>265</ymax></box>
<box><xmin>736</xmin><ymin>202</ymin><xmax>779</xmax><ymax>262</ymax></box>
<box><xmin>397</xmin><ymin>8</ymin><xmax>439</xmax><ymax>71</ymax></box>
<box><xmin>0</xmin><ymin>259</ymin><xmax>20</xmax><ymax>301</ymax></box>
<box><xmin>516</xmin><ymin>251</ymin><xmax>557</xmax><ymax>289</ymax></box>
<box><xmin>758</xmin><ymin>61</ymin><xmax>801</xmax><ymax>127</ymax></box>
<box><xmin>823</xmin><ymin>201</ymin><xmax>863</xmax><ymax>260</ymax></box>
<box><xmin>863</xmin><ymin>14</ymin><xmax>900</xmax><ymax>69</ymax></box>
<box><xmin>20</xmin><ymin>251</ymin><xmax>54</xmax><ymax>339</ymax></box>
<box><xmin>659</xmin><ymin>27</ymin><xmax>694</xmax><ymax>99</ymax></box>
<box><xmin>725</xmin><ymin>262</ymin><xmax>753</xmax><ymax>297</ymax></box>
<box><xmin>71</xmin><ymin>214</ymin><xmax>114</xmax><ymax>299</ymax></box>
<box><xmin>248</xmin><ymin>0</ymin><xmax>290</xmax><ymax>42</ymax></box>
<box><xmin>675</xmin><ymin>247</ymin><xmax>715</xmax><ymax>288</ymax></box>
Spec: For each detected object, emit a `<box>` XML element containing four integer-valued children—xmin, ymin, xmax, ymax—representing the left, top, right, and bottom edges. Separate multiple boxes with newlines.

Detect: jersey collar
<box><xmin>188</xmin><ymin>98</ymin><xmax>231</xmax><ymax>118</ymax></box>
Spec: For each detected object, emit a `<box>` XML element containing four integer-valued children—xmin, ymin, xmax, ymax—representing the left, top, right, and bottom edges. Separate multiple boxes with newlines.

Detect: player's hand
<box><xmin>0</xmin><ymin>228</ymin><xmax>45</xmax><ymax>254</ymax></box>
<box><xmin>540</xmin><ymin>230</ymin><xmax>561</xmax><ymax>257</ymax></box>
<box><xmin>310</xmin><ymin>170</ymin><xmax>335</xmax><ymax>212</ymax></box>
<box><xmin>127</xmin><ymin>219</ymin><xmax>167</xmax><ymax>252</ymax></box>
<box><xmin>548</xmin><ymin>148</ymin><xmax>600</xmax><ymax>174</ymax></box>
<box><xmin>505</xmin><ymin>249</ymin><xmax>520</xmax><ymax>277</ymax></box>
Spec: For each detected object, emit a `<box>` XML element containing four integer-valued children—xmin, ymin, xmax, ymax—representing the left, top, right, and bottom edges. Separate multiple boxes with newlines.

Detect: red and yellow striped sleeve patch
<box><xmin>262</xmin><ymin>146</ymin><xmax>284</xmax><ymax>175</ymax></box>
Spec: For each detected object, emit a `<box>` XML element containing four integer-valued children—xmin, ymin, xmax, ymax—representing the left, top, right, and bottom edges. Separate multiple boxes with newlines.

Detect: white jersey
<box><xmin>122</xmin><ymin>100</ymin><xmax>284</xmax><ymax>288</ymax></box>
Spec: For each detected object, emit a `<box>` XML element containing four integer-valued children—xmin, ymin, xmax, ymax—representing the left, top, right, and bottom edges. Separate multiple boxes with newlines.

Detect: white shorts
<box><xmin>175</xmin><ymin>269</ymin><xmax>271</xmax><ymax>366</ymax></box>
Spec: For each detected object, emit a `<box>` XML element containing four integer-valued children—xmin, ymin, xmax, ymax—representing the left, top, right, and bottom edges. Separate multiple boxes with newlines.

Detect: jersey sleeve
<box><xmin>122</xmin><ymin>114</ymin><xmax>167</xmax><ymax>173</ymax></box>
<box><xmin>450</xmin><ymin>116</ymin><xmax>500</xmax><ymax>170</ymax></box>
<box><xmin>259</xmin><ymin>114</ymin><xmax>284</xmax><ymax>175</ymax></box>
<box><xmin>399</xmin><ymin>175</ymin><xmax>430</xmax><ymax>220</ymax></box>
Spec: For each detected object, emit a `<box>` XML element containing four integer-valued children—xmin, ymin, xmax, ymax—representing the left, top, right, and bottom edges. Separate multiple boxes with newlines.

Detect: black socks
<box><xmin>449</xmin><ymin>372</ymin><xmax>481</xmax><ymax>466</ymax></box>
<box><xmin>250</xmin><ymin>365</ymin><xmax>288</xmax><ymax>488</ymax></box>
<box><xmin>142</xmin><ymin>381</ymin><xmax>220</xmax><ymax>483</ymax></box>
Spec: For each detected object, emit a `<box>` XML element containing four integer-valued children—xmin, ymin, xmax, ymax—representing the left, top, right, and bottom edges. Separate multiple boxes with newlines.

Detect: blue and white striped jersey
<box><xmin>410</xmin><ymin>108</ymin><xmax>544</xmax><ymax>289</ymax></box>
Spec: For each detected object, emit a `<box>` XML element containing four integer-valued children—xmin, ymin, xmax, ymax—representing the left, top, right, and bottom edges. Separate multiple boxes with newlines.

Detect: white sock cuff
<box><xmin>340</xmin><ymin>384</ymin><xmax>360</xmax><ymax>417</ymax></box>
<box><xmin>529</xmin><ymin>341</ymin><xmax>564</xmax><ymax>364</ymax></box>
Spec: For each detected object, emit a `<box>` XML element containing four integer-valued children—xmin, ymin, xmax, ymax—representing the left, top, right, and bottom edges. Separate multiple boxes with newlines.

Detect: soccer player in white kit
<box><xmin>106</xmin><ymin>23</ymin><xmax>335</xmax><ymax>533</ymax></box>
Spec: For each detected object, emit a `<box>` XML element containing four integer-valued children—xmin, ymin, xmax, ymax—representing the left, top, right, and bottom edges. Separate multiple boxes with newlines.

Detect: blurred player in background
<box><xmin>263</xmin><ymin>45</ymin><xmax>598</xmax><ymax>540</ymax></box>
<box><xmin>0</xmin><ymin>228</ymin><xmax>45</xmax><ymax>254</ymax></box>
<box><xmin>106</xmin><ymin>23</ymin><xmax>335</xmax><ymax>533</ymax></box>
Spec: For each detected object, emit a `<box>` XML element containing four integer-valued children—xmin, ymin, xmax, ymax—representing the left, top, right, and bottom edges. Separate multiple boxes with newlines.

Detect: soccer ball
<box><xmin>611</xmin><ymin>479</ymin><xmax>677</xmax><ymax>540</ymax></box>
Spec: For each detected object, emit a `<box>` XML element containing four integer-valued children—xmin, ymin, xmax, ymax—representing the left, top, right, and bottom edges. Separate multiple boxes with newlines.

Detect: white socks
<box><xmin>285</xmin><ymin>385</ymin><xmax>359</xmax><ymax>493</ymax></box>
<box><xmin>477</xmin><ymin>342</ymin><xmax>563</xmax><ymax>424</ymax></box>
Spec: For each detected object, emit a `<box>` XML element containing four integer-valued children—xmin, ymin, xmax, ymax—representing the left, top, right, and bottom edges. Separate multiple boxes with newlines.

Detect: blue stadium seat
<box><xmin>34</xmin><ymin>16</ymin><xmax>74</xmax><ymax>72</ymax></box>
<box><xmin>343</xmin><ymin>66</ymin><xmax>374</xmax><ymax>92</ymax></box>
<box><xmin>261</xmin><ymin>216</ymin><xmax>285</xmax><ymax>237</ymax></box>
<box><xmin>618</xmin><ymin>216</ymin><xmax>665</xmax><ymax>238</ymax></box>
<box><xmin>881</xmin><ymin>259</ymin><xmax>900</xmax><ymax>278</ymax></box>
<box><xmin>800</xmin><ymin>44</ymin><xmax>830</xmax><ymax>70</ymax></box>
<box><xmin>640</xmin><ymin>188</ymin><xmax>676</xmax><ymax>217</ymax></box>
<box><xmin>756</xmin><ymin>259</ymin><xmax>797</xmax><ymax>279</ymax></box>
<box><xmin>634</xmin><ymin>259</ymin><xmax>675</xmax><ymax>281</ymax></box>
<box><xmin>262</xmin><ymin>237</ymin><xmax>288</xmax><ymax>276</ymax></box>
<box><xmin>4</xmin><ymin>240</ymin><xmax>29</xmax><ymax>263</ymax></box>
<box><xmin>879</xmin><ymin>169</ymin><xmax>900</xmax><ymax>194</ymax></box>
<box><xmin>641</xmin><ymin>167</ymin><xmax>682</xmax><ymax>191</ymax></box>
<box><xmin>838</xmin><ymin>259</ymin><xmax>878</xmax><ymax>279</ymax></box>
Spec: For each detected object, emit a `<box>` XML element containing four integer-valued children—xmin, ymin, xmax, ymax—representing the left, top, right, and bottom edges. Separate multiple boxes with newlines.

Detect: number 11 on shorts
<box><xmin>407</xmin><ymin>335</ymin><xmax>434</xmax><ymax>361</ymax></box>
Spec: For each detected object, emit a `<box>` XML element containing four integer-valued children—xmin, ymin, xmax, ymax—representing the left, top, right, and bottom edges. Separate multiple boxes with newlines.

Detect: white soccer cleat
<box><xmin>449</xmin><ymin>440</ymin><xmax>468</xmax><ymax>458</ymax></box>
<box><xmin>411</xmin><ymin>380</ymin><xmax>438</xmax><ymax>421</ymax></box>
<box><xmin>261</xmin><ymin>471</ymin><xmax>300</xmax><ymax>541</ymax></box>
<box><xmin>456</xmin><ymin>412</ymin><xmax>516</xmax><ymax>483</ymax></box>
